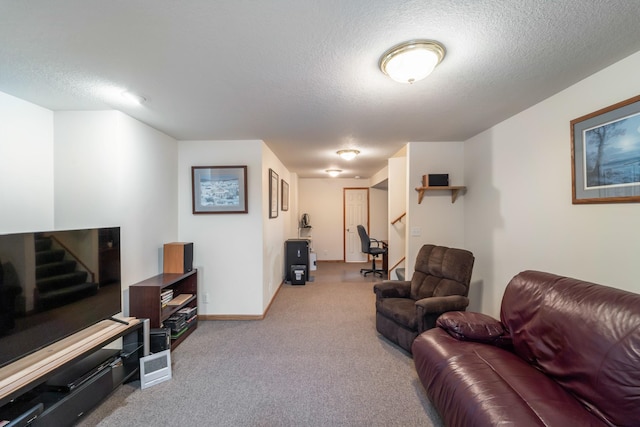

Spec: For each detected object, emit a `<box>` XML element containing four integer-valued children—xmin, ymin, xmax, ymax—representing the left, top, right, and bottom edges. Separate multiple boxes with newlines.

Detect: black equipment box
<box><xmin>149</xmin><ymin>328</ymin><xmax>171</xmax><ymax>353</ymax></box>
<box><xmin>285</xmin><ymin>239</ymin><xmax>309</xmax><ymax>283</ymax></box>
<box><xmin>428</xmin><ymin>174</ymin><xmax>449</xmax><ymax>186</ymax></box>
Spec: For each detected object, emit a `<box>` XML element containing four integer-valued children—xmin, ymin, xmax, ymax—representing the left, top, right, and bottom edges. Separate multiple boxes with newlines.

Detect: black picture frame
<box><xmin>269</xmin><ymin>168</ymin><xmax>278</xmax><ymax>218</ymax></box>
<box><xmin>281</xmin><ymin>179</ymin><xmax>289</xmax><ymax>211</ymax></box>
<box><xmin>192</xmin><ymin>166</ymin><xmax>248</xmax><ymax>214</ymax></box>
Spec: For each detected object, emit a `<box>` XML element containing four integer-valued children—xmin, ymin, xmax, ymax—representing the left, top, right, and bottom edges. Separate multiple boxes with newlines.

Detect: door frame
<box><xmin>343</xmin><ymin>187</ymin><xmax>370</xmax><ymax>261</ymax></box>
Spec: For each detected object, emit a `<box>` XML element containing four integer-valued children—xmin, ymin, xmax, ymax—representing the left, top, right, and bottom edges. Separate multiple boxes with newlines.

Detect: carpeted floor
<box><xmin>77</xmin><ymin>262</ymin><xmax>443</xmax><ymax>426</ymax></box>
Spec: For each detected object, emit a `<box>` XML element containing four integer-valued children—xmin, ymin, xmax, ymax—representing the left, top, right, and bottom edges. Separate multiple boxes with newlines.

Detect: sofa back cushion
<box><xmin>410</xmin><ymin>245</ymin><xmax>474</xmax><ymax>300</ymax></box>
<box><xmin>500</xmin><ymin>270</ymin><xmax>640</xmax><ymax>426</ymax></box>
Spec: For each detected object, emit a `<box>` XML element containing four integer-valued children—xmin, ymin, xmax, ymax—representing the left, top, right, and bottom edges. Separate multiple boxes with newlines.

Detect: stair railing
<box><xmin>390</xmin><ymin>212</ymin><xmax>406</xmax><ymax>225</ymax></box>
<box><xmin>49</xmin><ymin>236</ymin><xmax>96</xmax><ymax>283</ymax></box>
<box><xmin>388</xmin><ymin>256</ymin><xmax>406</xmax><ymax>278</ymax></box>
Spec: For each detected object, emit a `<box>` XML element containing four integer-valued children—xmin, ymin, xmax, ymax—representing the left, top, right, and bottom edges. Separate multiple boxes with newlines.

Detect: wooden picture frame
<box><xmin>571</xmin><ymin>94</ymin><xmax>640</xmax><ymax>204</ymax></box>
<box><xmin>281</xmin><ymin>179</ymin><xmax>289</xmax><ymax>211</ymax></box>
<box><xmin>192</xmin><ymin>166</ymin><xmax>248</xmax><ymax>214</ymax></box>
<box><xmin>269</xmin><ymin>169</ymin><xmax>279</xmax><ymax>218</ymax></box>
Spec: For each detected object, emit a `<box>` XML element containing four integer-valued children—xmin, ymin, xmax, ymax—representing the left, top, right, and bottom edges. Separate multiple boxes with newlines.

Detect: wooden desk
<box><xmin>381</xmin><ymin>240</ymin><xmax>388</xmax><ymax>273</ymax></box>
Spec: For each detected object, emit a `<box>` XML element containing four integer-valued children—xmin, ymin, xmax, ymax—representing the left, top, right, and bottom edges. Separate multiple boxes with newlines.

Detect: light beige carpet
<box><xmin>77</xmin><ymin>262</ymin><xmax>443</xmax><ymax>427</ymax></box>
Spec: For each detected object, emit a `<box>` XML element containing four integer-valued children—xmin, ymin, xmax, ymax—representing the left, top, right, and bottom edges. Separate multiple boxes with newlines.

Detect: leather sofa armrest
<box><xmin>435</xmin><ymin>311</ymin><xmax>513</xmax><ymax>350</ymax></box>
<box><xmin>415</xmin><ymin>295</ymin><xmax>469</xmax><ymax>313</ymax></box>
<box><xmin>373</xmin><ymin>281</ymin><xmax>411</xmax><ymax>299</ymax></box>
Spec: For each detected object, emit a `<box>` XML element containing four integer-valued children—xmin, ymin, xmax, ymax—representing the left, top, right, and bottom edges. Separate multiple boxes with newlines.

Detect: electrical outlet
<box><xmin>411</xmin><ymin>227</ymin><xmax>422</xmax><ymax>237</ymax></box>
<box><xmin>202</xmin><ymin>293</ymin><xmax>210</xmax><ymax>304</ymax></box>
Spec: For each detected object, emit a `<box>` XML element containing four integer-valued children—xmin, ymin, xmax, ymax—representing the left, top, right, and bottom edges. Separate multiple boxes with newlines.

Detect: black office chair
<box><xmin>357</xmin><ymin>225</ymin><xmax>387</xmax><ymax>277</ymax></box>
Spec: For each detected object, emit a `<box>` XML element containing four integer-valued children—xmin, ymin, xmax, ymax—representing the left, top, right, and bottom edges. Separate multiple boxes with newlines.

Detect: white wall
<box><xmin>1</xmin><ymin>104</ymin><xmax>179</xmax><ymax>315</ymax></box>
<box><xmin>0</xmin><ymin>92</ymin><xmax>54</xmax><ymax>233</ymax></box>
<box><xmin>298</xmin><ymin>178</ymin><xmax>388</xmax><ymax>261</ymax></box>
<box><xmin>262</xmin><ymin>142</ymin><xmax>293</xmax><ymax>309</ymax></box>
<box><xmin>178</xmin><ymin>140</ymin><xmax>266</xmax><ymax>316</ymax></box>
<box><xmin>387</xmin><ymin>156</ymin><xmax>407</xmax><ymax>279</ymax></box>
<box><xmin>369</xmin><ymin>188</ymin><xmax>388</xmax><ymax>242</ymax></box>
<box><xmin>53</xmin><ymin>111</ymin><xmax>179</xmax><ymax>310</ymax></box>
<box><xmin>406</xmin><ymin>141</ymin><xmax>465</xmax><ymax>274</ymax></box>
<box><xmin>464</xmin><ymin>50</ymin><xmax>640</xmax><ymax>316</ymax></box>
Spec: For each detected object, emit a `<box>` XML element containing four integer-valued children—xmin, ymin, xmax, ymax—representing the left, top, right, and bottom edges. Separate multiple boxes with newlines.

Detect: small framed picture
<box><xmin>281</xmin><ymin>179</ymin><xmax>289</xmax><ymax>211</ymax></box>
<box><xmin>269</xmin><ymin>169</ymin><xmax>278</xmax><ymax>218</ymax></box>
<box><xmin>192</xmin><ymin>166</ymin><xmax>248</xmax><ymax>214</ymax></box>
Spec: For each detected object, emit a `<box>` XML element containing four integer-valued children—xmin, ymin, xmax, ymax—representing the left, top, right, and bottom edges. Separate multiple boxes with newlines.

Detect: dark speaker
<box><xmin>149</xmin><ymin>328</ymin><xmax>171</xmax><ymax>353</ymax></box>
<box><xmin>163</xmin><ymin>242</ymin><xmax>193</xmax><ymax>274</ymax></box>
<box><xmin>428</xmin><ymin>174</ymin><xmax>449</xmax><ymax>186</ymax></box>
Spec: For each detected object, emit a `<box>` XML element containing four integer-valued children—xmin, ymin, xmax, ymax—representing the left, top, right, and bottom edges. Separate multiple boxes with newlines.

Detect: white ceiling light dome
<box><xmin>379</xmin><ymin>40</ymin><xmax>446</xmax><ymax>84</ymax></box>
<box><xmin>337</xmin><ymin>149</ymin><xmax>360</xmax><ymax>160</ymax></box>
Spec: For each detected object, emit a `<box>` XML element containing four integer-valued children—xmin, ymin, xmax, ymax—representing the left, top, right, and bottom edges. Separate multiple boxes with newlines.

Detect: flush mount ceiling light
<box><xmin>379</xmin><ymin>40</ymin><xmax>445</xmax><ymax>84</ymax></box>
<box><xmin>121</xmin><ymin>90</ymin><xmax>146</xmax><ymax>105</ymax></box>
<box><xmin>326</xmin><ymin>169</ymin><xmax>342</xmax><ymax>177</ymax></box>
<box><xmin>337</xmin><ymin>149</ymin><xmax>360</xmax><ymax>160</ymax></box>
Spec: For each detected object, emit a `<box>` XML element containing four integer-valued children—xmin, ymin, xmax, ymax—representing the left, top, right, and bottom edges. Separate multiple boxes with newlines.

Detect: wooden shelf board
<box><xmin>0</xmin><ymin>317</ymin><xmax>140</xmax><ymax>402</ymax></box>
<box><xmin>415</xmin><ymin>186</ymin><xmax>467</xmax><ymax>204</ymax></box>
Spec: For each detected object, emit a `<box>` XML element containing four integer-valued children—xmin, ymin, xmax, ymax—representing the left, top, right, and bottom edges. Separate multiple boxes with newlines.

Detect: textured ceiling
<box><xmin>2</xmin><ymin>1</ymin><xmax>640</xmax><ymax>178</ymax></box>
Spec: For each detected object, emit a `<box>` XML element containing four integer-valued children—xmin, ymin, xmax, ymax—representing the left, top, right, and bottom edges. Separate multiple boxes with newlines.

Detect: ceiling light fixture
<box><xmin>379</xmin><ymin>40</ymin><xmax>445</xmax><ymax>84</ymax></box>
<box><xmin>121</xmin><ymin>90</ymin><xmax>146</xmax><ymax>105</ymax></box>
<box><xmin>326</xmin><ymin>169</ymin><xmax>342</xmax><ymax>177</ymax></box>
<box><xmin>337</xmin><ymin>149</ymin><xmax>360</xmax><ymax>160</ymax></box>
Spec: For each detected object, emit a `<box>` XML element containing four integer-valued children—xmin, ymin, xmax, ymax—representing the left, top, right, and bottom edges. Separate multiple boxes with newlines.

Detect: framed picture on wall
<box><xmin>281</xmin><ymin>179</ymin><xmax>289</xmax><ymax>211</ymax></box>
<box><xmin>269</xmin><ymin>168</ymin><xmax>279</xmax><ymax>218</ymax></box>
<box><xmin>192</xmin><ymin>166</ymin><xmax>248</xmax><ymax>214</ymax></box>
<box><xmin>571</xmin><ymin>94</ymin><xmax>640</xmax><ymax>204</ymax></box>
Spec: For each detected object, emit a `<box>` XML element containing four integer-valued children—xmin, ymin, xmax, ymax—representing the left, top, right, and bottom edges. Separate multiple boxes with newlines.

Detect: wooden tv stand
<box><xmin>0</xmin><ymin>318</ymin><xmax>144</xmax><ymax>426</ymax></box>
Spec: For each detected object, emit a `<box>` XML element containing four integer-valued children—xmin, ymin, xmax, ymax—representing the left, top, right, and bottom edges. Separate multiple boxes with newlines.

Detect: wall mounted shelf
<box><xmin>415</xmin><ymin>174</ymin><xmax>466</xmax><ymax>204</ymax></box>
<box><xmin>415</xmin><ymin>186</ymin><xmax>466</xmax><ymax>204</ymax></box>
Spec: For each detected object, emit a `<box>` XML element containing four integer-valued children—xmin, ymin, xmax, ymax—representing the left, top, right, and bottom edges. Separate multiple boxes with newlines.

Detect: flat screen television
<box><xmin>0</xmin><ymin>227</ymin><xmax>121</xmax><ymax>369</ymax></box>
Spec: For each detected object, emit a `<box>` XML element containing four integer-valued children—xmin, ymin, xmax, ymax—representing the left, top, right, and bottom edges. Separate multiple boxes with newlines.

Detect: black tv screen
<box><xmin>0</xmin><ymin>227</ymin><xmax>121</xmax><ymax>369</ymax></box>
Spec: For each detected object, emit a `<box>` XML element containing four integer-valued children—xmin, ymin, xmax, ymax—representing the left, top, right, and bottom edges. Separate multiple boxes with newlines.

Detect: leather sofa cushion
<box><xmin>500</xmin><ymin>271</ymin><xmax>640</xmax><ymax>426</ymax></box>
<box><xmin>412</xmin><ymin>328</ymin><xmax>608</xmax><ymax>427</ymax></box>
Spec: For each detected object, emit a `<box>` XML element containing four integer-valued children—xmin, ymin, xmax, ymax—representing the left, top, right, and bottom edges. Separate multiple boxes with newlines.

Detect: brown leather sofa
<box><xmin>412</xmin><ymin>270</ymin><xmax>640</xmax><ymax>427</ymax></box>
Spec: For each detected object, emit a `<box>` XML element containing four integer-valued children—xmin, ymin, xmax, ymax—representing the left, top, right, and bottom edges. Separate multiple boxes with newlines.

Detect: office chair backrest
<box><xmin>357</xmin><ymin>225</ymin><xmax>371</xmax><ymax>253</ymax></box>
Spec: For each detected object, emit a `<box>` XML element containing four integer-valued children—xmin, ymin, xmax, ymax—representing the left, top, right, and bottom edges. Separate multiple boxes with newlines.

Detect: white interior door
<box><xmin>344</xmin><ymin>188</ymin><xmax>368</xmax><ymax>262</ymax></box>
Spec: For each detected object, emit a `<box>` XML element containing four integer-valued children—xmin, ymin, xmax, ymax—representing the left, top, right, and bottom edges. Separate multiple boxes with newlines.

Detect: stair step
<box><xmin>36</xmin><ymin>271</ymin><xmax>89</xmax><ymax>293</ymax></box>
<box><xmin>35</xmin><ymin>249</ymin><xmax>65</xmax><ymax>265</ymax></box>
<box><xmin>36</xmin><ymin>260</ymin><xmax>77</xmax><ymax>279</ymax></box>
<box><xmin>36</xmin><ymin>282</ymin><xmax>99</xmax><ymax>311</ymax></box>
<box><xmin>34</xmin><ymin>236</ymin><xmax>52</xmax><ymax>252</ymax></box>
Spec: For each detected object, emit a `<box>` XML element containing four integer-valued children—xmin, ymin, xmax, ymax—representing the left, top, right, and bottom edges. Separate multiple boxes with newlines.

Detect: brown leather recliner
<box><xmin>373</xmin><ymin>244</ymin><xmax>474</xmax><ymax>353</ymax></box>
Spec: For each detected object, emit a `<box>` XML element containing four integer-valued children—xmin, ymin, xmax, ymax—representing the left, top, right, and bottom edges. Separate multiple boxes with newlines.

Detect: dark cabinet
<box><xmin>129</xmin><ymin>270</ymin><xmax>198</xmax><ymax>350</ymax></box>
<box><xmin>285</xmin><ymin>239</ymin><xmax>309</xmax><ymax>284</ymax></box>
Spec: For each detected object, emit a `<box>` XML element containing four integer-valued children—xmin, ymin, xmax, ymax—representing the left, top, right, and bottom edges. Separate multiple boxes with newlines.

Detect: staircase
<box><xmin>34</xmin><ymin>235</ymin><xmax>98</xmax><ymax>311</ymax></box>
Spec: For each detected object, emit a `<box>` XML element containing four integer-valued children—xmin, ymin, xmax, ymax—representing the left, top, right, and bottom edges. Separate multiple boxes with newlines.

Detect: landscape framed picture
<box><xmin>571</xmin><ymin>94</ymin><xmax>640</xmax><ymax>204</ymax></box>
<box><xmin>192</xmin><ymin>166</ymin><xmax>248</xmax><ymax>214</ymax></box>
<box><xmin>281</xmin><ymin>179</ymin><xmax>289</xmax><ymax>211</ymax></box>
<box><xmin>269</xmin><ymin>169</ymin><xmax>278</xmax><ymax>218</ymax></box>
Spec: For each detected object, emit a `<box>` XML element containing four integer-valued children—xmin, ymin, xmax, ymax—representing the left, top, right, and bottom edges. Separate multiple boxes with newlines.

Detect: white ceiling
<box><xmin>2</xmin><ymin>1</ymin><xmax>640</xmax><ymax>178</ymax></box>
